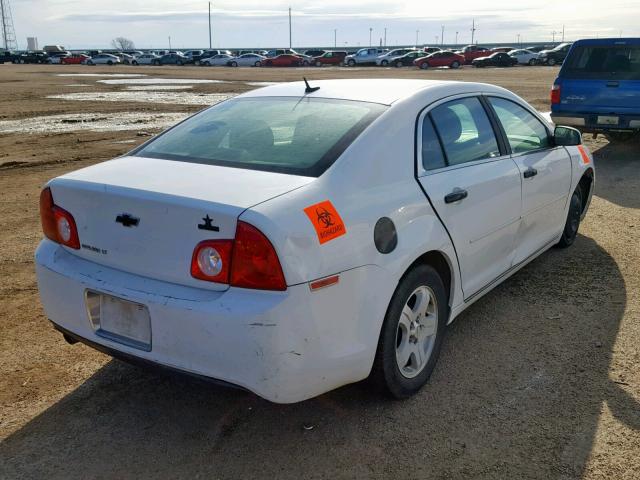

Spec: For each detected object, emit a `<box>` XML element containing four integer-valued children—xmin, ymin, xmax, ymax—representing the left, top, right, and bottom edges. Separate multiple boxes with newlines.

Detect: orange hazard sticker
<box><xmin>577</xmin><ymin>145</ymin><xmax>591</xmax><ymax>165</ymax></box>
<box><xmin>304</xmin><ymin>200</ymin><xmax>347</xmax><ymax>245</ymax></box>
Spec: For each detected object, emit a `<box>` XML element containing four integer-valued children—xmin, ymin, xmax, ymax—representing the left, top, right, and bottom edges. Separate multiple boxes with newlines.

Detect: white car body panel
<box><xmin>35</xmin><ymin>79</ymin><xmax>594</xmax><ymax>403</ymax></box>
<box><xmin>200</xmin><ymin>55</ymin><xmax>233</xmax><ymax>66</ymax></box>
<box><xmin>231</xmin><ymin>54</ymin><xmax>266</xmax><ymax>66</ymax></box>
<box><xmin>134</xmin><ymin>54</ymin><xmax>160</xmax><ymax>65</ymax></box>
<box><xmin>509</xmin><ymin>49</ymin><xmax>540</xmax><ymax>64</ymax></box>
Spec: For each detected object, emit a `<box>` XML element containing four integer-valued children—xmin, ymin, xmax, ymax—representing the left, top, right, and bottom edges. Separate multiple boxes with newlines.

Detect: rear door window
<box><xmin>563</xmin><ymin>45</ymin><xmax>640</xmax><ymax>80</ymax></box>
<box><xmin>430</xmin><ymin>97</ymin><xmax>501</xmax><ymax>166</ymax></box>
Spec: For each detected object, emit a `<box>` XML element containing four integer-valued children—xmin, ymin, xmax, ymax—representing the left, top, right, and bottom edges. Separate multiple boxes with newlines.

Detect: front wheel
<box><xmin>547</xmin><ymin>58</ymin><xmax>556</xmax><ymax>66</ymax></box>
<box><xmin>315</xmin><ymin>60</ymin><xmax>322</xmax><ymax>67</ymax></box>
<box><xmin>528</xmin><ymin>58</ymin><xmax>536</xmax><ymax>66</ymax></box>
<box><xmin>395</xmin><ymin>61</ymin><xmax>403</xmax><ymax>68</ymax></box>
<box><xmin>450</xmin><ymin>61</ymin><xmax>460</xmax><ymax>69</ymax></box>
<box><xmin>231</xmin><ymin>61</ymin><xmax>238</xmax><ymax>67</ymax></box>
<box><xmin>556</xmin><ymin>188</ymin><xmax>583</xmax><ymax>248</ymax></box>
<box><xmin>381</xmin><ymin>60</ymin><xmax>388</xmax><ymax>66</ymax></box>
<box><xmin>370</xmin><ymin>264</ymin><xmax>447</xmax><ymax>399</ymax></box>
<box><xmin>255</xmin><ymin>61</ymin><xmax>261</xmax><ymax>67</ymax></box>
<box><xmin>107</xmin><ymin>60</ymin><xmax>113</xmax><ymax>65</ymax></box>
<box><xmin>420</xmin><ymin>62</ymin><xmax>429</xmax><ymax>70</ymax></box>
<box><xmin>132</xmin><ymin>60</ymin><xmax>138</xmax><ymax>65</ymax></box>
<box><xmin>347</xmin><ymin>59</ymin><xmax>356</xmax><ymax>67</ymax></box>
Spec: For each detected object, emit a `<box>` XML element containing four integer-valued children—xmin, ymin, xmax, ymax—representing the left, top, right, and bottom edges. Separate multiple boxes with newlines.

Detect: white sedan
<box><xmin>131</xmin><ymin>54</ymin><xmax>160</xmax><ymax>65</ymax></box>
<box><xmin>228</xmin><ymin>53</ymin><xmax>266</xmax><ymax>67</ymax></box>
<box><xmin>35</xmin><ymin>79</ymin><xmax>594</xmax><ymax>403</ymax></box>
<box><xmin>86</xmin><ymin>54</ymin><xmax>121</xmax><ymax>65</ymax></box>
<box><xmin>200</xmin><ymin>54</ymin><xmax>234</xmax><ymax>66</ymax></box>
<box><xmin>509</xmin><ymin>49</ymin><xmax>540</xmax><ymax>65</ymax></box>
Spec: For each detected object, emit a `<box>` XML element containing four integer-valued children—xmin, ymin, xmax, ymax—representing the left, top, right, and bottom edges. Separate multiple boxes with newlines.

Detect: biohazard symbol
<box><xmin>304</xmin><ymin>200</ymin><xmax>346</xmax><ymax>244</ymax></box>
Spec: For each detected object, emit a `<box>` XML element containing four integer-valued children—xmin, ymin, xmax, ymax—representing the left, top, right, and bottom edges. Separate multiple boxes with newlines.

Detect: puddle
<box><xmin>56</xmin><ymin>73</ymin><xmax>146</xmax><ymax>78</ymax></box>
<box><xmin>47</xmin><ymin>91</ymin><xmax>234</xmax><ymax>106</ymax></box>
<box><xmin>126</xmin><ymin>85</ymin><xmax>193</xmax><ymax>91</ymax></box>
<box><xmin>0</xmin><ymin>112</ymin><xmax>189</xmax><ymax>134</ymax></box>
<box><xmin>97</xmin><ymin>78</ymin><xmax>226</xmax><ymax>85</ymax></box>
<box><xmin>245</xmin><ymin>81</ymin><xmax>281</xmax><ymax>86</ymax></box>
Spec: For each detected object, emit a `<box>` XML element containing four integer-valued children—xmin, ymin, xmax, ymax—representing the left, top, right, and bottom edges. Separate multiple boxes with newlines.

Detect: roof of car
<box><xmin>572</xmin><ymin>37</ymin><xmax>639</xmax><ymax>46</ymax></box>
<box><xmin>239</xmin><ymin>79</ymin><xmax>469</xmax><ymax>105</ymax></box>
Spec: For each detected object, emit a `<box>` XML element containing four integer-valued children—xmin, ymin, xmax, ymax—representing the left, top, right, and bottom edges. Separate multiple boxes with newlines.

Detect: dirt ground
<box><xmin>0</xmin><ymin>64</ymin><xmax>638</xmax><ymax>479</ymax></box>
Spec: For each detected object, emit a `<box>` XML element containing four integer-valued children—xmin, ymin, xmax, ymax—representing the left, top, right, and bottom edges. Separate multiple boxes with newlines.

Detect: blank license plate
<box><xmin>597</xmin><ymin>115</ymin><xmax>619</xmax><ymax>125</ymax></box>
<box><xmin>85</xmin><ymin>291</ymin><xmax>152</xmax><ymax>351</ymax></box>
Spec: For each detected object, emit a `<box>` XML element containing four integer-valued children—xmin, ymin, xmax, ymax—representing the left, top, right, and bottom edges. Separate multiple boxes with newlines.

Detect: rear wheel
<box><xmin>231</xmin><ymin>61</ymin><xmax>238</xmax><ymax>67</ymax></box>
<box><xmin>177</xmin><ymin>60</ymin><xmax>183</xmax><ymax>66</ymax></box>
<box><xmin>255</xmin><ymin>61</ymin><xmax>261</xmax><ymax>67</ymax></box>
<box><xmin>132</xmin><ymin>60</ymin><xmax>138</xmax><ymax>65</ymax></box>
<box><xmin>395</xmin><ymin>61</ymin><xmax>403</xmax><ymax>68</ymax></box>
<box><xmin>556</xmin><ymin>188</ymin><xmax>583</xmax><ymax>248</ymax></box>
<box><xmin>370</xmin><ymin>264</ymin><xmax>447</xmax><ymax>399</ymax></box>
<box><xmin>450</xmin><ymin>61</ymin><xmax>460</xmax><ymax>69</ymax></box>
<box><xmin>381</xmin><ymin>59</ymin><xmax>389</xmax><ymax>66</ymax></box>
<box><xmin>107</xmin><ymin>60</ymin><xmax>113</xmax><ymax>65</ymax></box>
<box><xmin>547</xmin><ymin>58</ymin><xmax>556</xmax><ymax>66</ymax></box>
<box><xmin>528</xmin><ymin>58</ymin><xmax>536</xmax><ymax>66</ymax></box>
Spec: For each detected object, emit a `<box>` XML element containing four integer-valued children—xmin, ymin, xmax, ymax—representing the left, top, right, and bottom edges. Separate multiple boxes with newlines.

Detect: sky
<box><xmin>8</xmin><ymin>0</ymin><xmax>640</xmax><ymax>50</ymax></box>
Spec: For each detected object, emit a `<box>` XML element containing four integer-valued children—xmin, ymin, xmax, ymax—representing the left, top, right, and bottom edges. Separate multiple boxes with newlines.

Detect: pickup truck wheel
<box><xmin>347</xmin><ymin>59</ymin><xmax>356</xmax><ymax>67</ymax></box>
<box><xmin>370</xmin><ymin>264</ymin><xmax>447</xmax><ymax>399</ymax></box>
<box><xmin>556</xmin><ymin>188</ymin><xmax>583</xmax><ymax>248</ymax></box>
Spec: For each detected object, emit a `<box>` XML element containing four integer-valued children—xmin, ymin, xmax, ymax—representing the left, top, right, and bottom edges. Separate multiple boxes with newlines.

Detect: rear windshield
<box><xmin>135</xmin><ymin>97</ymin><xmax>386</xmax><ymax>177</ymax></box>
<box><xmin>562</xmin><ymin>45</ymin><xmax>640</xmax><ymax>80</ymax></box>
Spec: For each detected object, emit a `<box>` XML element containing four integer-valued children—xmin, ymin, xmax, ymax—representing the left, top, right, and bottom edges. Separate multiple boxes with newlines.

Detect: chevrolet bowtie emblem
<box><xmin>198</xmin><ymin>214</ymin><xmax>220</xmax><ymax>232</ymax></box>
<box><xmin>115</xmin><ymin>213</ymin><xmax>140</xmax><ymax>227</ymax></box>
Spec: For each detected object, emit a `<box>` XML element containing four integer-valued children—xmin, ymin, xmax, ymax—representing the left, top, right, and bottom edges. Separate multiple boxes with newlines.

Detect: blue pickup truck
<box><xmin>551</xmin><ymin>38</ymin><xmax>640</xmax><ymax>142</ymax></box>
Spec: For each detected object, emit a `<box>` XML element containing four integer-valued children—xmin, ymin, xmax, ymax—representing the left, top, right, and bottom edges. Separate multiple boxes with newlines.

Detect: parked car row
<box><xmin>1</xmin><ymin>43</ymin><xmax>573</xmax><ymax>68</ymax></box>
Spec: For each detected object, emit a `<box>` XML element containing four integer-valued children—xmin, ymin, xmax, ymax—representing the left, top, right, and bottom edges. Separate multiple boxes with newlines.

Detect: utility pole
<box><xmin>562</xmin><ymin>24</ymin><xmax>565</xmax><ymax>42</ymax></box>
<box><xmin>455</xmin><ymin>31</ymin><xmax>459</xmax><ymax>45</ymax></box>
<box><xmin>517</xmin><ymin>33</ymin><xmax>520</xmax><ymax>46</ymax></box>
<box><xmin>208</xmin><ymin>2</ymin><xmax>212</xmax><ymax>49</ymax></box>
<box><xmin>441</xmin><ymin>25</ymin><xmax>444</xmax><ymax>46</ymax></box>
<box><xmin>415</xmin><ymin>29</ymin><xmax>419</xmax><ymax>46</ymax></box>
<box><xmin>384</xmin><ymin>27</ymin><xmax>387</xmax><ymax>47</ymax></box>
<box><xmin>435</xmin><ymin>35</ymin><xmax>438</xmax><ymax>45</ymax></box>
<box><xmin>552</xmin><ymin>30</ymin><xmax>557</xmax><ymax>43</ymax></box>
<box><xmin>471</xmin><ymin>19</ymin><xmax>476</xmax><ymax>45</ymax></box>
<box><xmin>369</xmin><ymin>27</ymin><xmax>372</xmax><ymax>47</ymax></box>
<box><xmin>288</xmin><ymin>7</ymin><xmax>292</xmax><ymax>49</ymax></box>
<box><xmin>168</xmin><ymin>36</ymin><xmax>172</xmax><ymax>49</ymax></box>
<box><xmin>334</xmin><ymin>29</ymin><xmax>337</xmax><ymax>48</ymax></box>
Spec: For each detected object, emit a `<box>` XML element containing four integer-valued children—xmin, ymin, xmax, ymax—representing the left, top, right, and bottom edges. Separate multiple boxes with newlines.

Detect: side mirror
<box><xmin>554</xmin><ymin>125</ymin><xmax>582</xmax><ymax>146</ymax></box>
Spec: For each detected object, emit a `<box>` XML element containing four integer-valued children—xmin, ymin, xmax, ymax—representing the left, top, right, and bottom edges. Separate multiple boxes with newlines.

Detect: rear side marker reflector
<box><xmin>309</xmin><ymin>275</ymin><xmax>340</xmax><ymax>291</ymax></box>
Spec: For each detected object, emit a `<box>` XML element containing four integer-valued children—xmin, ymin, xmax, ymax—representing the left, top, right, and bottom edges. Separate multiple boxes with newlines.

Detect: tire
<box><xmin>153</xmin><ymin>60</ymin><xmax>160</xmax><ymax>66</ymax></box>
<box><xmin>177</xmin><ymin>60</ymin><xmax>183</xmax><ymax>65</ymax></box>
<box><xmin>302</xmin><ymin>60</ymin><xmax>309</xmax><ymax>66</ymax></box>
<box><xmin>370</xmin><ymin>264</ymin><xmax>447</xmax><ymax>399</ymax></box>
<box><xmin>556</xmin><ymin>187</ymin><xmax>583</xmax><ymax>248</ymax></box>
<box><xmin>547</xmin><ymin>58</ymin><xmax>556</xmax><ymax>66</ymax></box>
<box><xmin>347</xmin><ymin>59</ymin><xmax>356</xmax><ymax>67</ymax></box>
<box><xmin>450</xmin><ymin>61</ymin><xmax>460</xmax><ymax>69</ymax></box>
<box><xmin>132</xmin><ymin>60</ymin><xmax>138</xmax><ymax>65</ymax></box>
<box><xmin>255</xmin><ymin>61</ymin><xmax>261</xmax><ymax>67</ymax></box>
<box><xmin>315</xmin><ymin>60</ymin><xmax>322</xmax><ymax>67</ymax></box>
<box><xmin>420</xmin><ymin>62</ymin><xmax>429</xmax><ymax>70</ymax></box>
<box><xmin>107</xmin><ymin>60</ymin><xmax>113</xmax><ymax>65</ymax></box>
<box><xmin>528</xmin><ymin>58</ymin><xmax>536</xmax><ymax>66</ymax></box>
<box><xmin>395</xmin><ymin>61</ymin><xmax>403</xmax><ymax>68</ymax></box>
<box><xmin>381</xmin><ymin>60</ymin><xmax>389</xmax><ymax>66</ymax></box>
<box><xmin>231</xmin><ymin>61</ymin><xmax>238</xmax><ymax>67</ymax></box>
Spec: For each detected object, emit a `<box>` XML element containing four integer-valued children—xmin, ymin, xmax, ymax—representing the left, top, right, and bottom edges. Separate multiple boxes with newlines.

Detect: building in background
<box><xmin>27</xmin><ymin>36</ymin><xmax>38</xmax><ymax>51</ymax></box>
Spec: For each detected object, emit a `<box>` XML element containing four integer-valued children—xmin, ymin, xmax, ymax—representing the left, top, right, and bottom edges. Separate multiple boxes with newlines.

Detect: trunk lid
<box><xmin>557</xmin><ymin>78</ymin><xmax>640</xmax><ymax>113</ymax></box>
<box><xmin>49</xmin><ymin>156</ymin><xmax>313</xmax><ymax>290</ymax></box>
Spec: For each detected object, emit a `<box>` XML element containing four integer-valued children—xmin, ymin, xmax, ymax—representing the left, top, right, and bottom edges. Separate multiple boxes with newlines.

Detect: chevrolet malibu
<box><xmin>36</xmin><ymin>79</ymin><xmax>595</xmax><ymax>403</ymax></box>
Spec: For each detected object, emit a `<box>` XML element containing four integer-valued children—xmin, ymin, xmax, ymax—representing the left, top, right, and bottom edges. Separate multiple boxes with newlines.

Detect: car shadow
<box><xmin>589</xmin><ymin>138</ymin><xmax>640</xmax><ymax>209</ymax></box>
<box><xmin>0</xmin><ymin>236</ymin><xmax>633</xmax><ymax>479</ymax></box>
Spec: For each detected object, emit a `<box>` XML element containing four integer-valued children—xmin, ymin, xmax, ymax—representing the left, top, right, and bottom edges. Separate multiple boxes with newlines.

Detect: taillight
<box><xmin>190</xmin><ymin>221</ymin><xmax>286</xmax><ymax>291</ymax></box>
<box><xmin>551</xmin><ymin>84</ymin><xmax>561</xmax><ymax>104</ymax></box>
<box><xmin>231</xmin><ymin>221</ymin><xmax>286</xmax><ymax>291</ymax></box>
<box><xmin>190</xmin><ymin>240</ymin><xmax>233</xmax><ymax>283</ymax></box>
<box><xmin>39</xmin><ymin>187</ymin><xmax>80</xmax><ymax>249</ymax></box>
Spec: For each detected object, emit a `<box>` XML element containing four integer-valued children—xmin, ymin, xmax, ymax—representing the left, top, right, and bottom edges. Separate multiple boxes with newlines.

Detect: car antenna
<box><xmin>303</xmin><ymin>77</ymin><xmax>320</xmax><ymax>94</ymax></box>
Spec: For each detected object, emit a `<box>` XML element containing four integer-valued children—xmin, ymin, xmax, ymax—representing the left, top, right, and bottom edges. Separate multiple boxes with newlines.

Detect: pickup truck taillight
<box><xmin>191</xmin><ymin>221</ymin><xmax>286</xmax><ymax>291</ymax></box>
<box><xmin>551</xmin><ymin>84</ymin><xmax>561</xmax><ymax>105</ymax></box>
<box><xmin>39</xmin><ymin>187</ymin><xmax>80</xmax><ymax>249</ymax></box>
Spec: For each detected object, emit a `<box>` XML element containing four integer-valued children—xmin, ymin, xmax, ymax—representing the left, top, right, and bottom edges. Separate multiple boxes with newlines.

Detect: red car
<box><xmin>263</xmin><ymin>54</ymin><xmax>304</xmax><ymax>67</ymax></box>
<box><xmin>61</xmin><ymin>54</ymin><xmax>90</xmax><ymax>65</ymax></box>
<box><xmin>313</xmin><ymin>51</ymin><xmax>347</xmax><ymax>66</ymax></box>
<box><xmin>414</xmin><ymin>51</ymin><xmax>465</xmax><ymax>69</ymax></box>
<box><xmin>457</xmin><ymin>45</ymin><xmax>491</xmax><ymax>64</ymax></box>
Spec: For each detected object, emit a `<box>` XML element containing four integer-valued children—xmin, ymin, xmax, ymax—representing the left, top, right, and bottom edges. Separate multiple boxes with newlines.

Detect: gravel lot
<box><xmin>0</xmin><ymin>64</ymin><xmax>638</xmax><ymax>479</ymax></box>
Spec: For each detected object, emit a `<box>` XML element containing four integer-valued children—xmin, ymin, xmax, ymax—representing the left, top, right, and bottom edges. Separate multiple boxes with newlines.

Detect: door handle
<box><xmin>444</xmin><ymin>189</ymin><xmax>468</xmax><ymax>204</ymax></box>
<box><xmin>523</xmin><ymin>168</ymin><xmax>538</xmax><ymax>179</ymax></box>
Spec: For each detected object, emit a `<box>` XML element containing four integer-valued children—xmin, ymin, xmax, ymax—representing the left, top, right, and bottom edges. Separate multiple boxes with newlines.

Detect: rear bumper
<box><xmin>551</xmin><ymin>111</ymin><xmax>640</xmax><ymax>132</ymax></box>
<box><xmin>35</xmin><ymin>240</ymin><xmax>386</xmax><ymax>403</ymax></box>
